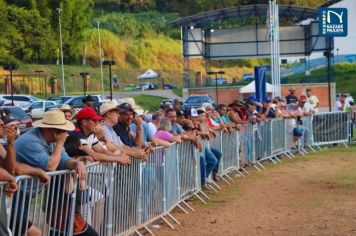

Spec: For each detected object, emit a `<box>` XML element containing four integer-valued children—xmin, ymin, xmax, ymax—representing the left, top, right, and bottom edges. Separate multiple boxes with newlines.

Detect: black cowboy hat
<box><xmin>82</xmin><ymin>95</ymin><xmax>94</xmax><ymax>103</ymax></box>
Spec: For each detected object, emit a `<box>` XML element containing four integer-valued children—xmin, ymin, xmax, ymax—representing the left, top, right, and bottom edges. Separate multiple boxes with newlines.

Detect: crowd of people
<box><xmin>0</xmin><ymin>87</ymin><xmax>353</xmax><ymax>236</ymax></box>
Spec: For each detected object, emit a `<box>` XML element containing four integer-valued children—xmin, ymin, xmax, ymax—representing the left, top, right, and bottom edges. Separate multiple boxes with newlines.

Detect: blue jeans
<box><xmin>200</xmin><ymin>156</ymin><xmax>206</xmax><ymax>186</ymax></box>
<box><xmin>204</xmin><ymin>147</ymin><xmax>220</xmax><ymax>178</ymax></box>
<box><xmin>211</xmin><ymin>148</ymin><xmax>222</xmax><ymax>174</ymax></box>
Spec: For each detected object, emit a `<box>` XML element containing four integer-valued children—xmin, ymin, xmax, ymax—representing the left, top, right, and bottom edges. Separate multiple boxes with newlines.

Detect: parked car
<box><xmin>47</xmin><ymin>96</ymin><xmax>64</xmax><ymax>105</ymax></box>
<box><xmin>211</xmin><ymin>77</ymin><xmax>228</xmax><ymax>85</ymax></box>
<box><xmin>0</xmin><ymin>106</ymin><xmax>32</xmax><ymax>134</ymax></box>
<box><xmin>24</xmin><ymin>100</ymin><xmax>57</xmax><ymax>114</ymax></box>
<box><xmin>163</xmin><ymin>84</ymin><xmax>177</xmax><ymax>90</ymax></box>
<box><xmin>242</xmin><ymin>73</ymin><xmax>255</xmax><ymax>81</ymax></box>
<box><xmin>0</xmin><ymin>94</ymin><xmax>40</xmax><ymax>109</ymax></box>
<box><xmin>124</xmin><ymin>84</ymin><xmax>137</xmax><ymax>91</ymax></box>
<box><xmin>182</xmin><ymin>94</ymin><xmax>216</xmax><ymax>111</ymax></box>
<box><xmin>136</xmin><ymin>82</ymin><xmax>156</xmax><ymax>91</ymax></box>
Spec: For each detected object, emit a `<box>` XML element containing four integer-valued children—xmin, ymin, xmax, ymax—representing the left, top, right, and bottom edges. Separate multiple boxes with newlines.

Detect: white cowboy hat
<box><xmin>58</xmin><ymin>104</ymin><xmax>75</xmax><ymax>116</ymax></box>
<box><xmin>116</xmin><ymin>97</ymin><xmax>148</xmax><ymax>115</ymax></box>
<box><xmin>32</xmin><ymin>110</ymin><xmax>75</xmax><ymax>131</ymax></box>
<box><xmin>100</xmin><ymin>101</ymin><xmax>119</xmax><ymax>116</ymax></box>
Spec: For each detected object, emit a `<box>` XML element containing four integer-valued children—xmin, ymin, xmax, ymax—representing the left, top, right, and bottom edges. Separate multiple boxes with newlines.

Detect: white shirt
<box><xmin>103</xmin><ymin>123</ymin><xmax>123</xmax><ymax>146</ymax></box>
<box><xmin>334</xmin><ymin>100</ymin><xmax>350</xmax><ymax>112</ymax></box>
<box><xmin>147</xmin><ymin>122</ymin><xmax>157</xmax><ymax>135</ymax></box>
<box><xmin>297</xmin><ymin>101</ymin><xmax>314</xmax><ymax>113</ymax></box>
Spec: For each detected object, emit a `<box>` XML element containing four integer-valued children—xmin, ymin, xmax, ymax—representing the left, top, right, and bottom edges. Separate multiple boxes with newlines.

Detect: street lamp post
<box><xmin>57</xmin><ymin>8</ymin><xmax>66</xmax><ymax>95</ymax></box>
<box><xmin>35</xmin><ymin>70</ymin><xmax>44</xmax><ymax>95</ymax></box>
<box><xmin>80</xmin><ymin>72</ymin><xmax>89</xmax><ymax>96</ymax></box>
<box><xmin>207</xmin><ymin>70</ymin><xmax>225</xmax><ymax>104</ymax></box>
<box><xmin>97</xmin><ymin>21</ymin><xmax>105</xmax><ymax>97</ymax></box>
<box><xmin>4</xmin><ymin>65</ymin><xmax>17</xmax><ymax>106</ymax></box>
<box><xmin>103</xmin><ymin>60</ymin><xmax>116</xmax><ymax>101</ymax></box>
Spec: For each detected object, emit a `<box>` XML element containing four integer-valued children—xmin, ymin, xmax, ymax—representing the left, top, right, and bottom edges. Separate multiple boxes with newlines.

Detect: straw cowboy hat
<box><xmin>100</xmin><ymin>101</ymin><xmax>119</xmax><ymax>116</ymax></box>
<box><xmin>58</xmin><ymin>104</ymin><xmax>75</xmax><ymax>116</ymax></box>
<box><xmin>32</xmin><ymin>110</ymin><xmax>75</xmax><ymax>131</ymax></box>
<box><xmin>116</xmin><ymin>98</ymin><xmax>148</xmax><ymax>115</ymax></box>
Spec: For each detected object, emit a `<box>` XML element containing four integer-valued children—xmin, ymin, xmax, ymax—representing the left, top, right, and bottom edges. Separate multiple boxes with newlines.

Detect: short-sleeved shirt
<box><xmin>297</xmin><ymin>101</ymin><xmax>314</xmax><ymax>113</ymax></box>
<box><xmin>154</xmin><ymin>130</ymin><xmax>173</xmax><ymax>142</ymax></box>
<box><xmin>113</xmin><ymin>123</ymin><xmax>136</xmax><ymax>147</ymax></box>
<box><xmin>335</xmin><ymin>100</ymin><xmax>350</xmax><ymax>112</ymax></box>
<box><xmin>214</xmin><ymin>116</ymin><xmax>232</xmax><ymax>124</ymax></box>
<box><xmin>147</xmin><ymin>122</ymin><xmax>157</xmax><ymax>135</ymax></box>
<box><xmin>170</xmin><ymin>123</ymin><xmax>184</xmax><ymax>135</ymax></box>
<box><xmin>103</xmin><ymin>123</ymin><xmax>123</xmax><ymax>146</ymax></box>
<box><xmin>130</xmin><ymin>122</ymin><xmax>154</xmax><ymax>144</ymax></box>
<box><xmin>69</xmin><ymin>127</ymin><xmax>99</xmax><ymax>148</ymax></box>
<box><xmin>15</xmin><ymin>128</ymin><xmax>71</xmax><ymax>170</ymax></box>
<box><xmin>307</xmin><ymin>95</ymin><xmax>319</xmax><ymax>112</ymax></box>
<box><xmin>286</xmin><ymin>95</ymin><xmax>298</xmax><ymax>104</ymax></box>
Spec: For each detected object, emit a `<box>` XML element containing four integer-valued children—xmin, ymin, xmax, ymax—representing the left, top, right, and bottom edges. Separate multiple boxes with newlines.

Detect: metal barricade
<box><xmin>285</xmin><ymin>118</ymin><xmax>297</xmax><ymax>151</ymax></box>
<box><xmin>163</xmin><ymin>144</ymin><xmax>180</xmax><ymax>212</ymax></box>
<box><xmin>254</xmin><ymin>121</ymin><xmax>272</xmax><ymax>162</ymax></box>
<box><xmin>79</xmin><ymin>162</ymin><xmax>108</xmax><ymax>236</ymax></box>
<box><xmin>177</xmin><ymin>141</ymin><xmax>197</xmax><ymax>199</ymax></box>
<box><xmin>239</xmin><ymin>123</ymin><xmax>254</xmax><ymax>164</ymax></box>
<box><xmin>312</xmin><ymin>112</ymin><xmax>351</xmax><ymax>146</ymax></box>
<box><xmin>10</xmin><ymin>170</ymin><xmax>77</xmax><ymax>236</ymax></box>
<box><xmin>221</xmin><ymin>131</ymin><xmax>240</xmax><ymax>175</ymax></box>
<box><xmin>112</xmin><ymin>160</ymin><xmax>140</xmax><ymax>235</ymax></box>
<box><xmin>271</xmin><ymin>119</ymin><xmax>287</xmax><ymax>157</ymax></box>
<box><xmin>0</xmin><ymin>181</ymin><xmax>11</xmax><ymax>236</ymax></box>
<box><xmin>139</xmin><ymin>147</ymin><xmax>165</xmax><ymax>226</ymax></box>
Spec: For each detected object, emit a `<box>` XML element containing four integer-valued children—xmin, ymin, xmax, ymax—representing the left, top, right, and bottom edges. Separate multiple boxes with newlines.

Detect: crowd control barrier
<box><xmin>2</xmin><ymin>112</ymin><xmax>351</xmax><ymax>236</ymax></box>
<box><xmin>312</xmin><ymin>112</ymin><xmax>351</xmax><ymax>147</ymax></box>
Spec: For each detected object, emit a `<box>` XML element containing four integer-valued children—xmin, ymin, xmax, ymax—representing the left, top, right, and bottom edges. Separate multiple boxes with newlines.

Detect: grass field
<box><xmin>134</xmin><ymin>95</ymin><xmax>166</xmax><ymax>113</ymax></box>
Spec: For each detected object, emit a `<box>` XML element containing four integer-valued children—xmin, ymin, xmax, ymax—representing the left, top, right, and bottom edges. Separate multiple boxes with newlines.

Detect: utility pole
<box><xmin>57</xmin><ymin>8</ymin><xmax>66</xmax><ymax>95</ymax></box>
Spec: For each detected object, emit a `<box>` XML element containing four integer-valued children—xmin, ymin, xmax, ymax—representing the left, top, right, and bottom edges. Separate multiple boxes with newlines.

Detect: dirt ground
<box><xmin>154</xmin><ymin>145</ymin><xmax>356</xmax><ymax>236</ymax></box>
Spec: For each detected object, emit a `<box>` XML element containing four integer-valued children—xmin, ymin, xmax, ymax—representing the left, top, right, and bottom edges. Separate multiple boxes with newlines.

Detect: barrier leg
<box><xmin>273</xmin><ymin>155</ymin><xmax>282</xmax><ymax>163</ymax></box>
<box><xmin>181</xmin><ymin>200</ymin><xmax>195</xmax><ymax>212</ymax></box>
<box><xmin>144</xmin><ymin>226</ymin><xmax>155</xmax><ymax>236</ymax></box>
<box><xmin>177</xmin><ymin>203</ymin><xmax>190</xmax><ymax>214</ymax></box>
<box><xmin>193</xmin><ymin>192</ymin><xmax>207</xmax><ymax>204</ymax></box>
<box><xmin>167</xmin><ymin>213</ymin><xmax>181</xmax><ymax>225</ymax></box>
<box><xmin>199</xmin><ymin>190</ymin><xmax>210</xmax><ymax>200</ymax></box>
<box><xmin>161</xmin><ymin>216</ymin><xmax>175</xmax><ymax>229</ymax></box>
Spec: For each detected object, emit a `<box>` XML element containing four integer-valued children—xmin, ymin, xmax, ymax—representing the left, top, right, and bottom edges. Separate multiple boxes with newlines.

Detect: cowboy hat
<box><xmin>58</xmin><ymin>104</ymin><xmax>75</xmax><ymax>116</ymax></box>
<box><xmin>117</xmin><ymin>98</ymin><xmax>148</xmax><ymax>115</ymax></box>
<box><xmin>100</xmin><ymin>101</ymin><xmax>119</xmax><ymax>116</ymax></box>
<box><xmin>32</xmin><ymin>110</ymin><xmax>75</xmax><ymax>131</ymax></box>
<box><xmin>82</xmin><ymin>95</ymin><xmax>94</xmax><ymax>103</ymax></box>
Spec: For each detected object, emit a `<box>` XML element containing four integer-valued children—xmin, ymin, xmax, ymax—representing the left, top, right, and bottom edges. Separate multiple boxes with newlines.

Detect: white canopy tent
<box><xmin>137</xmin><ymin>69</ymin><xmax>158</xmax><ymax>79</ymax></box>
<box><xmin>239</xmin><ymin>81</ymin><xmax>274</xmax><ymax>94</ymax></box>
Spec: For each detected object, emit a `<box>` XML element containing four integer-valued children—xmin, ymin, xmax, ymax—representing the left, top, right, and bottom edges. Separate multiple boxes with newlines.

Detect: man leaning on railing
<box><xmin>13</xmin><ymin>110</ymin><xmax>87</xmax><ymax>236</ymax></box>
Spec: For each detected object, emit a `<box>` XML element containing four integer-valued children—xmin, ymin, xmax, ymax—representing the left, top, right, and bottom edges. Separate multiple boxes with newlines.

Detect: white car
<box><xmin>0</xmin><ymin>94</ymin><xmax>40</xmax><ymax>109</ymax></box>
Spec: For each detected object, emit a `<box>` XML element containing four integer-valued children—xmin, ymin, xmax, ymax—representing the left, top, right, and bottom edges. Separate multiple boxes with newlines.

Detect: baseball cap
<box><xmin>117</xmin><ymin>102</ymin><xmax>134</xmax><ymax>112</ymax></box>
<box><xmin>177</xmin><ymin>110</ymin><xmax>185</xmax><ymax>117</ymax></box>
<box><xmin>76</xmin><ymin>107</ymin><xmax>103</xmax><ymax>121</ymax></box>
<box><xmin>299</xmin><ymin>95</ymin><xmax>307</xmax><ymax>102</ymax></box>
<box><xmin>263</xmin><ymin>96</ymin><xmax>271</xmax><ymax>103</ymax></box>
<box><xmin>248</xmin><ymin>95</ymin><xmax>257</xmax><ymax>102</ymax></box>
<box><xmin>190</xmin><ymin>108</ymin><xmax>198</xmax><ymax>117</ymax></box>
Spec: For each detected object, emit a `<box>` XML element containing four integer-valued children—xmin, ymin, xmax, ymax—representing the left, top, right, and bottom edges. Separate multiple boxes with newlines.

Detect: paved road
<box><xmin>108</xmin><ymin>89</ymin><xmax>183</xmax><ymax>101</ymax></box>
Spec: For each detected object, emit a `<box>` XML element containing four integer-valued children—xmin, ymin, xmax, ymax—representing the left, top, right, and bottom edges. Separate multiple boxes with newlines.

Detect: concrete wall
<box><xmin>186</xmin><ymin>83</ymin><xmax>336</xmax><ymax>110</ymax></box>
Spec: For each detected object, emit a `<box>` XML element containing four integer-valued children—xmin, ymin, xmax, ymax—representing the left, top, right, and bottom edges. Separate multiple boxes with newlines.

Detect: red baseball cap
<box><xmin>299</xmin><ymin>95</ymin><xmax>307</xmax><ymax>102</ymax></box>
<box><xmin>76</xmin><ymin>107</ymin><xmax>103</xmax><ymax>121</ymax></box>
